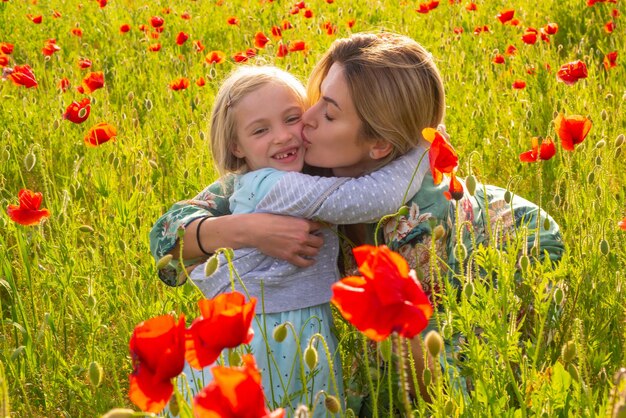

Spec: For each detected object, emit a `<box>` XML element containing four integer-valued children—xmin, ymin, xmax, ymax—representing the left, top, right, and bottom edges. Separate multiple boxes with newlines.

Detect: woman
<box><xmin>150</xmin><ymin>32</ymin><xmax>564</xmax><ymax>409</ymax></box>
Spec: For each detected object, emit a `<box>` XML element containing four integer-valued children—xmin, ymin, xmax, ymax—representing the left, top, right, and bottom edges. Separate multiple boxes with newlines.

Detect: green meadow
<box><xmin>0</xmin><ymin>0</ymin><xmax>625</xmax><ymax>416</ymax></box>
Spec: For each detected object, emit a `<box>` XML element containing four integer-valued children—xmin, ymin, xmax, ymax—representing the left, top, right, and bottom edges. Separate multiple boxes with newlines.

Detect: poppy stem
<box><xmin>362</xmin><ymin>335</ymin><xmax>378</xmax><ymax>418</ymax></box>
<box><xmin>394</xmin><ymin>333</ymin><xmax>413</xmax><ymax>416</ymax></box>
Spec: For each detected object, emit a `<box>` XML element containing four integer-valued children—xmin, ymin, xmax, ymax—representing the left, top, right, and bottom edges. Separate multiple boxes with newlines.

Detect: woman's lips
<box><xmin>301</xmin><ymin>128</ymin><xmax>312</xmax><ymax>147</ymax></box>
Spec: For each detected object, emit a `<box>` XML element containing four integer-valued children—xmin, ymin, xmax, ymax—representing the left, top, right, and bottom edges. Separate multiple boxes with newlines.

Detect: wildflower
<box><xmin>520</xmin><ymin>137</ymin><xmax>556</xmax><ymax>162</ymax></box>
<box><xmin>7</xmin><ymin>64</ymin><xmax>38</xmax><ymax>88</ymax></box>
<box><xmin>544</xmin><ymin>22</ymin><xmax>558</xmax><ymax>35</ymax></box>
<box><xmin>169</xmin><ymin>77</ymin><xmax>190</xmax><ymax>91</ymax></box>
<box><xmin>303</xmin><ymin>9</ymin><xmax>314</xmax><ymax>18</ymax></box>
<box><xmin>196</xmin><ymin>77</ymin><xmax>206</xmax><ymax>87</ymax></box>
<box><xmin>554</xmin><ymin>114</ymin><xmax>592</xmax><ymax>151</ymax></box>
<box><xmin>505</xmin><ymin>44</ymin><xmax>517</xmax><ymax>55</ymax></box>
<box><xmin>28</xmin><ymin>14</ymin><xmax>43</xmax><ymax>24</ymax></box>
<box><xmin>58</xmin><ymin>77</ymin><xmax>70</xmax><ymax>92</ymax></box>
<box><xmin>288</xmin><ymin>40</ymin><xmax>307</xmax><ymax>52</ymax></box>
<box><xmin>271</xmin><ymin>25</ymin><xmax>282</xmax><ymax>38</ymax></box>
<box><xmin>63</xmin><ymin>98</ymin><xmax>91</xmax><ymax>124</ymax></box>
<box><xmin>84</xmin><ymin>122</ymin><xmax>117</xmax><ymax>146</ymax></box>
<box><xmin>148</xmin><ymin>43</ymin><xmax>161</xmax><ymax>52</ymax></box>
<box><xmin>206</xmin><ymin>50</ymin><xmax>226</xmax><ymax>64</ymax></box>
<box><xmin>129</xmin><ymin>315</ymin><xmax>186</xmax><ymax>413</ymax></box>
<box><xmin>120</xmin><ymin>24</ymin><xmax>131</xmax><ymax>33</ymax></box>
<box><xmin>512</xmin><ymin>80</ymin><xmax>526</xmax><ymax>89</ymax></box>
<box><xmin>0</xmin><ymin>43</ymin><xmax>13</xmax><ymax>54</ymax></box>
<box><xmin>444</xmin><ymin>173</ymin><xmax>464</xmax><ymax>201</ymax></box>
<box><xmin>618</xmin><ymin>218</ymin><xmax>626</xmax><ymax>231</ymax></box>
<box><xmin>176</xmin><ymin>32</ymin><xmax>189</xmax><ymax>46</ymax></box>
<box><xmin>78</xmin><ymin>58</ymin><xmax>92</xmax><ymax>69</ymax></box>
<box><xmin>81</xmin><ymin>71</ymin><xmax>104</xmax><ymax>93</ymax></box>
<box><xmin>331</xmin><ymin>245</ymin><xmax>433</xmax><ymax>341</ymax></box>
<box><xmin>185</xmin><ymin>292</ymin><xmax>256</xmax><ymax>369</ymax></box>
<box><xmin>254</xmin><ymin>31</ymin><xmax>270</xmax><ymax>48</ymax></box>
<box><xmin>227</xmin><ymin>16</ymin><xmax>239</xmax><ymax>25</ymax></box>
<box><xmin>521</xmin><ymin>27</ymin><xmax>538</xmax><ymax>44</ymax></box>
<box><xmin>193</xmin><ymin>355</ymin><xmax>284</xmax><ymax>418</ymax></box>
<box><xmin>422</xmin><ymin>127</ymin><xmax>458</xmax><ymax>185</ymax></box>
<box><xmin>466</xmin><ymin>3</ymin><xmax>477</xmax><ymax>11</ymax></box>
<box><xmin>556</xmin><ymin>60</ymin><xmax>588</xmax><ymax>85</ymax></box>
<box><xmin>7</xmin><ymin>189</ymin><xmax>51</xmax><ymax>226</ymax></box>
<box><xmin>150</xmin><ymin>16</ymin><xmax>164</xmax><ymax>28</ymax></box>
<box><xmin>276</xmin><ymin>42</ymin><xmax>289</xmax><ymax>58</ymax></box>
<box><xmin>193</xmin><ymin>40</ymin><xmax>205</xmax><ymax>53</ymax></box>
<box><xmin>604</xmin><ymin>21</ymin><xmax>615</xmax><ymax>33</ymax></box>
<box><xmin>497</xmin><ymin>9</ymin><xmax>515</xmax><ymax>24</ymax></box>
<box><xmin>603</xmin><ymin>51</ymin><xmax>618</xmax><ymax>70</ymax></box>
<box><xmin>42</xmin><ymin>39</ymin><xmax>61</xmax><ymax>56</ymax></box>
<box><xmin>0</xmin><ymin>54</ymin><xmax>8</xmax><ymax>67</ymax></box>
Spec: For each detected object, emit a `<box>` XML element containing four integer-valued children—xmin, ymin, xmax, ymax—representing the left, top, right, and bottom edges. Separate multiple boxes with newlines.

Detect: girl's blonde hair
<box><xmin>307</xmin><ymin>32</ymin><xmax>446</xmax><ymax>170</ymax></box>
<box><xmin>211</xmin><ymin>66</ymin><xmax>306</xmax><ymax>175</ymax></box>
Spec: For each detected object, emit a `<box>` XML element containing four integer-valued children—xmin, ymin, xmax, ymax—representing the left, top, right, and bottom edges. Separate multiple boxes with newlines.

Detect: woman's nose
<box><xmin>302</xmin><ymin>104</ymin><xmax>318</xmax><ymax>128</ymax></box>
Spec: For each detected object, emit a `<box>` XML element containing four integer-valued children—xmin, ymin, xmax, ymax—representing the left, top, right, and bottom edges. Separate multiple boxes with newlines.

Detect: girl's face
<box><xmin>301</xmin><ymin>63</ymin><xmax>379</xmax><ymax>177</ymax></box>
<box><xmin>232</xmin><ymin>83</ymin><xmax>305</xmax><ymax>172</ymax></box>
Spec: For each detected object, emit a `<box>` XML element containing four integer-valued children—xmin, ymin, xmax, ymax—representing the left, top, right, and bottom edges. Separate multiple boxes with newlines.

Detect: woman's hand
<box><xmin>178</xmin><ymin>213</ymin><xmax>324</xmax><ymax>267</ymax></box>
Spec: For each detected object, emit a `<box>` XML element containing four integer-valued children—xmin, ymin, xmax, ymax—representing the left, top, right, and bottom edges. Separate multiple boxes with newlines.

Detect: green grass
<box><xmin>1</xmin><ymin>0</ymin><xmax>625</xmax><ymax>416</ymax></box>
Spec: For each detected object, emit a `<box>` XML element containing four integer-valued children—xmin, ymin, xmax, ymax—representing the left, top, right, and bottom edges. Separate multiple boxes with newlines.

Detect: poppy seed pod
<box><xmin>444</xmin><ymin>400</ymin><xmax>455</xmax><ymax>415</ymax></box>
<box><xmin>304</xmin><ymin>344</ymin><xmax>318</xmax><ymax>370</ymax></box>
<box><xmin>595</xmin><ymin>140</ymin><xmax>606</xmax><ymax>149</ymax></box>
<box><xmin>272</xmin><ymin>323</ymin><xmax>288</xmax><ymax>343</ymax></box>
<box><xmin>425</xmin><ymin>330</ymin><xmax>444</xmax><ymax>357</ymax></box>
<box><xmin>324</xmin><ymin>395</ymin><xmax>341</xmax><ymax>414</ymax></box>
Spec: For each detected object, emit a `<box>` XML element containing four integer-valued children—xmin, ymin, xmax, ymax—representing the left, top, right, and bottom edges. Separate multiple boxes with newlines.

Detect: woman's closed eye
<box><xmin>324</xmin><ymin>112</ymin><xmax>334</xmax><ymax>122</ymax></box>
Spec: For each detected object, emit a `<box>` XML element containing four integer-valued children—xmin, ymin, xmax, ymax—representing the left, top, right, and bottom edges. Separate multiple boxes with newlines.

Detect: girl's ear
<box><xmin>368</xmin><ymin>139</ymin><xmax>393</xmax><ymax>160</ymax></box>
<box><xmin>231</xmin><ymin>142</ymin><xmax>246</xmax><ymax>159</ymax></box>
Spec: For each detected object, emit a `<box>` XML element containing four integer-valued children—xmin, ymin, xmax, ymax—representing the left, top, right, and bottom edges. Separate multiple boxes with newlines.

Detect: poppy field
<box><xmin>1</xmin><ymin>0</ymin><xmax>625</xmax><ymax>416</ymax></box>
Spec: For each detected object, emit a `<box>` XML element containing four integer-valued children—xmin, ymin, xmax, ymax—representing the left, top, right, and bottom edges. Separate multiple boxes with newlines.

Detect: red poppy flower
<box><xmin>0</xmin><ymin>54</ymin><xmax>9</xmax><ymax>67</ymax></box>
<box><xmin>322</xmin><ymin>21</ymin><xmax>337</xmax><ymax>35</ymax></box>
<box><xmin>7</xmin><ymin>189</ymin><xmax>51</xmax><ymax>226</ymax></box>
<box><xmin>347</xmin><ymin>18</ymin><xmax>356</xmax><ymax>28</ymax></box>
<box><xmin>254</xmin><ymin>31</ymin><xmax>270</xmax><ymax>48</ymax></box>
<box><xmin>129</xmin><ymin>314</ymin><xmax>186</xmax><ymax>413</ymax></box>
<box><xmin>554</xmin><ymin>114</ymin><xmax>592</xmax><ymax>151</ymax></box>
<box><xmin>289</xmin><ymin>6</ymin><xmax>300</xmax><ymax>14</ymax></box>
<box><xmin>512</xmin><ymin>80</ymin><xmax>526</xmax><ymax>89</ymax></box>
<box><xmin>271</xmin><ymin>25</ymin><xmax>282</xmax><ymax>38</ymax></box>
<box><xmin>196</xmin><ymin>77</ymin><xmax>206</xmax><ymax>87</ymax></box>
<box><xmin>120</xmin><ymin>24</ymin><xmax>131</xmax><ymax>33</ymax></box>
<box><xmin>288</xmin><ymin>40</ymin><xmax>307</xmax><ymax>52</ymax></box>
<box><xmin>52</xmin><ymin>10</ymin><xmax>62</xmax><ymax>18</ymax></box>
<box><xmin>295</xmin><ymin>1</ymin><xmax>306</xmax><ymax>8</ymax></box>
<box><xmin>303</xmin><ymin>9</ymin><xmax>314</xmax><ymax>18</ymax></box>
<box><xmin>604</xmin><ymin>21</ymin><xmax>615</xmax><ymax>33</ymax></box>
<box><xmin>497</xmin><ymin>9</ymin><xmax>515</xmax><ymax>24</ymax></box>
<box><xmin>84</xmin><ymin>122</ymin><xmax>117</xmax><ymax>146</ymax></box>
<box><xmin>42</xmin><ymin>39</ymin><xmax>61</xmax><ymax>57</ymax></box>
<box><xmin>8</xmin><ymin>64</ymin><xmax>38</xmax><ymax>88</ymax></box>
<box><xmin>227</xmin><ymin>16</ymin><xmax>239</xmax><ymax>25</ymax></box>
<box><xmin>612</xmin><ymin>8</ymin><xmax>619</xmax><ymax>18</ymax></box>
<box><xmin>556</xmin><ymin>60</ymin><xmax>588</xmax><ymax>85</ymax></box>
<box><xmin>63</xmin><ymin>98</ymin><xmax>91</xmax><ymax>124</ymax></box>
<box><xmin>185</xmin><ymin>292</ymin><xmax>256</xmax><ymax>370</ymax></box>
<box><xmin>0</xmin><ymin>43</ymin><xmax>13</xmax><ymax>54</ymax></box>
<box><xmin>493</xmin><ymin>53</ymin><xmax>505</xmax><ymax>64</ymax></box>
<box><xmin>282</xmin><ymin>20</ymin><xmax>294</xmax><ymax>30</ymax></box>
<box><xmin>443</xmin><ymin>173</ymin><xmax>464</xmax><ymax>201</ymax></box>
<box><xmin>181</xmin><ymin>12</ymin><xmax>191</xmax><ymax>20</ymax></box>
<box><xmin>619</xmin><ymin>218</ymin><xmax>626</xmax><ymax>231</ymax></box>
<box><xmin>28</xmin><ymin>14</ymin><xmax>42</xmax><ymax>24</ymax></box>
<box><xmin>150</xmin><ymin>16</ymin><xmax>164</xmax><ymax>28</ymax></box>
<box><xmin>453</xmin><ymin>27</ymin><xmax>463</xmax><ymax>34</ymax></box>
<box><xmin>148</xmin><ymin>43</ymin><xmax>161</xmax><ymax>52</ymax></box>
<box><xmin>276</xmin><ymin>42</ymin><xmax>289</xmax><ymax>58</ymax></box>
<box><xmin>505</xmin><ymin>44</ymin><xmax>517</xmax><ymax>55</ymax></box>
<box><xmin>81</xmin><ymin>71</ymin><xmax>104</xmax><ymax>93</ymax></box>
<box><xmin>58</xmin><ymin>77</ymin><xmax>70</xmax><ymax>92</ymax></box>
<box><xmin>603</xmin><ymin>51</ymin><xmax>618</xmax><ymax>70</ymax></box>
<box><xmin>466</xmin><ymin>2</ymin><xmax>477</xmax><ymax>11</ymax></box>
<box><xmin>520</xmin><ymin>137</ymin><xmax>556</xmax><ymax>162</ymax></box>
<box><xmin>98</xmin><ymin>0</ymin><xmax>107</xmax><ymax>8</ymax></box>
<box><xmin>169</xmin><ymin>77</ymin><xmax>190</xmax><ymax>91</ymax></box>
<box><xmin>193</xmin><ymin>355</ymin><xmax>284</xmax><ymax>418</ymax></box>
<box><xmin>416</xmin><ymin>4</ymin><xmax>430</xmax><ymax>13</ymax></box>
<box><xmin>331</xmin><ymin>245</ymin><xmax>433</xmax><ymax>341</ymax></box>
<box><xmin>521</xmin><ymin>27</ymin><xmax>538</xmax><ymax>44</ymax></box>
<box><xmin>194</xmin><ymin>40</ymin><xmax>206</xmax><ymax>53</ymax></box>
<box><xmin>176</xmin><ymin>32</ymin><xmax>189</xmax><ymax>46</ymax></box>
<box><xmin>71</xmin><ymin>28</ymin><xmax>83</xmax><ymax>37</ymax></box>
<box><xmin>78</xmin><ymin>58</ymin><xmax>92</xmax><ymax>69</ymax></box>
<box><xmin>138</xmin><ymin>24</ymin><xmax>149</xmax><ymax>33</ymax></box>
<box><xmin>544</xmin><ymin>22</ymin><xmax>558</xmax><ymax>35</ymax></box>
<box><xmin>206</xmin><ymin>50</ymin><xmax>226</xmax><ymax>64</ymax></box>
<box><xmin>423</xmin><ymin>127</ymin><xmax>458</xmax><ymax>185</ymax></box>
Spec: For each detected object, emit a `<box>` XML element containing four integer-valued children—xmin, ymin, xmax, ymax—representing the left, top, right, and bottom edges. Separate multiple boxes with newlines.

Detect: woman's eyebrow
<box><xmin>322</xmin><ymin>96</ymin><xmax>341</xmax><ymax>110</ymax></box>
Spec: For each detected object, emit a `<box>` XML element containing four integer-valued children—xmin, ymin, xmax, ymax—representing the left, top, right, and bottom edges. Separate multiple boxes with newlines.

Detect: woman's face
<box><xmin>302</xmin><ymin>63</ymin><xmax>378</xmax><ymax>177</ymax></box>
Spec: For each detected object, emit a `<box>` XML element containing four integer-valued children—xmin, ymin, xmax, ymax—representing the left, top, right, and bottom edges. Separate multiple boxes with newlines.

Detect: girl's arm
<box><xmin>255</xmin><ymin>146</ymin><xmax>429</xmax><ymax>224</ymax></box>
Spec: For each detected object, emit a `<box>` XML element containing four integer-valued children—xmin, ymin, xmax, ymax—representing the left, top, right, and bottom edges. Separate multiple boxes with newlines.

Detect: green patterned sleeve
<box><xmin>149</xmin><ymin>175</ymin><xmax>235</xmax><ymax>286</ymax></box>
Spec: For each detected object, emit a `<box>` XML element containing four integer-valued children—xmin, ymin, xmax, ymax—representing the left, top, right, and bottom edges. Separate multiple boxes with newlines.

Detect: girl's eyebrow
<box><xmin>322</xmin><ymin>96</ymin><xmax>341</xmax><ymax>110</ymax></box>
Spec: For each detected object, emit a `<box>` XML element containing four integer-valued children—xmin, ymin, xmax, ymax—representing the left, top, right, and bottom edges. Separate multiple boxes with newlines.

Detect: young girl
<box><xmin>178</xmin><ymin>65</ymin><xmax>431</xmax><ymax>416</ymax></box>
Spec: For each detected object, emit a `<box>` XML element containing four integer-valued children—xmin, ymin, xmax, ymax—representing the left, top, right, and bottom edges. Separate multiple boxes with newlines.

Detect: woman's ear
<box><xmin>368</xmin><ymin>139</ymin><xmax>393</xmax><ymax>160</ymax></box>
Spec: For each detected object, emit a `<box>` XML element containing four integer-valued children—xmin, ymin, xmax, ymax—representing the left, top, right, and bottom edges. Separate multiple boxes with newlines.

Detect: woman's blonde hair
<box><xmin>211</xmin><ymin>66</ymin><xmax>306</xmax><ymax>175</ymax></box>
<box><xmin>307</xmin><ymin>32</ymin><xmax>446</xmax><ymax>170</ymax></box>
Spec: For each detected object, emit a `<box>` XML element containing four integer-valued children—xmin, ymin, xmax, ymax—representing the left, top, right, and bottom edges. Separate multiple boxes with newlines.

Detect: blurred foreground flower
<box><xmin>423</xmin><ymin>127</ymin><xmax>458</xmax><ymax>185</ymax></box>
<box><xmin>129</xmin><ymin>314</ymin><xmax>186</xmax><ymax>413</ymax></box>
<box><xmin>7</xmin><ymin>189</ymin><xmax>51</xmax><ymax>226</ymax></box>
<box><xmin>619</xmin><ymin>218</ymin><xmax>626</xmax><ymax>231</ymax></box>
<box><xmin>5</xmin><ymin>64</ymin><xmax>38</xmax><ymax>88</ymax></box>
<box><xmin>84</xmin><ymin>122</ymin><xmax>117</xmax><ymax>146</ymax></box>
<box><xmin>185</xmin><ymin>292</ymin><xmax>256</xmax><ymax>369</ymax></box>
<box><xmin>193</xmin><ymin>355</ymin><xmax>284</xmax><ymax>418</ymax></box>
<box><xmin>331</xmin><ymin>245</ymin><xmax>433</xmax><ymax>341</ymax></box>
<box><xmin>554</xmin><ymin>114</ymin><xmax>592</xmax><ymax>151</ymax></box>
<box><xmin>556</xmin><ymin>60</ymin><xmax>588</xmax><ymax>85</ymax></box>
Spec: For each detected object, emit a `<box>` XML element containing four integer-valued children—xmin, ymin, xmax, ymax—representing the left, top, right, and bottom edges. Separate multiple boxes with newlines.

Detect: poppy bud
<box><xmin>444</xmin><ymin>400</ymin><xmax>455</xmax><ymax>415</ymax></box>
<box><xmin>52</xmin><ymin>119</ymin><xmax>60</xmax><ymax>130</ymax></box>
<box><xmin>543</xmin><ymin>217</ymin><xmax>551</xmax><ymax>231</ymax></box>
<box><xmin>463</xmin><ymin>282</ymin><xmax>474</xmax><ymax>299</ymax></box>
<box><xmin>561</xmin><ymin>340</ymin><xmax>576</xmax><ymax>363</ymax></box>
<box><xmin>379</xmin><ymin>338</ymin><xmax>392</xmax><ymax>361</ymax></box>
<box><xmin>127</xmin><ymin>91</ymin><xmax>134</xmax><ymax>101</ymax></box>
<box><xmin>442</xmin><ymin>323</ymin><xmax>452</xmax><ymax>339</ymax></box>
<box><xmin>273</xmin><ymin>323</ymin><xmax>288</xmax><ymax>342</ymax></box>
<box><xmin>615</xmin><ymin>148</ymin><xmax>622</xmax><ymax>159</ymax></box>
<box><xmin>149</xmin><ymin>160</ymin><xmax>158</xmax><ymax>170</ymax></box>
<box><xmin>433</xmin><ymin>224</ymin><xmax>445</xmax><ymax>241</ymax></box>
<box><xmin>145</xmin><ymin>98</ymin><xmax>153</xmax><ymax>111</ymax></box>
<box><xmin>176</xmin><ymin>225</ymin><xmax>185</xmax><ymax>239</ymax></box>
<box><xmin>88</xmin><ymin>361</ymin><xmax>103</xmax><ymax>387</ymax></box>
<box><xmin>294</xmin><ymin>405</ymin><xmax>310</xmax><ymax>418</ymax></box>
<box><xmin>553</xmin><ymin>286</ymin><xmax>564</xmax><ymax>306</ymax></box>
<box><xmin>465</xmin><ymin>175</ymin><xmax>477</xmax><ymax>196</ymax></box>
<box><xmin>186</xmin><ymin>134</ymin><xmax>194</xmax><ymax>147</ymax></box>
<box><xmin>131</xmin><ymin>175</ymin><xmax>138</xmax><ymax>188</ymax></box>
<box><xmin>595</xmin><ymin>155</ymin><xmax>602</xmax><ymax>166</ymax></box>
<box><xmin>425</xmin><ymin>330</ymin><xmax>444</xmax><ymax>357</ymax></box>
<box><xmin>587</xmin><ymin>171</ymin><xmax>596</xmax><ymax>184</ymax></box>
<box><xmin>204</xmin><ymin>254</ymin><xmax>219</xmax><ymax>277</ymax></box>
<box><xmin>324</xmin><ymin>395</ymin><xmax>341</xmax><ymax>414</ymax></box>
<box><xmin>567</xmin><ymin>363</ymin><xmax>580</xmax><ymax>381</ymax></box>
<box><xmin>169</xmin><ymin>394</ymin><xmax>180</xmax><ymax>417</ymax></box>
<box><xmin>156</xmin><ymin>254</ymin><xmax>173</xmax><ymax>270</ymax></box>
<box><xmin>397</xmin><ymin>205</ymin><xmax>410</xmax><ymax>217</ymax></box>
<box><xmin>601</xmin><ymin>109</ymin><xmax>608</xmax><ymax>121</ymax></box>
<box><xmin>113</xmin><ymin>157</ymin><xmax>120</xmax><ymax>169</ymax></box>
<box><xmin>615</xmin><ymin>134</ymin><xmax>624</xmax><ymax>148</ymax></box>
<box><xmin>101</xmin><ymin>408</ymin><xmax>136</xmax><ymax>418</ymax></box>
<box><xmin>199</xmin><ymin>131</ymin><xmax>206</xmax><ymax>141</ymax></box>
<box><xmin>554</xmin><ymin>194</ymin><xmax>561</xmax><ymax>206</ymax></box>
<box><xmin>519</xmin><ymin>254</ymin><xmax>530</xmax><ymax>272</ymax></box>
<box><xmin>183</xmin><ymin>169</ymin><xmax>189</xmax><ymax>179</ymax></box>
<box><xmin>455</xmin><ymin>243</ymin><xmax>467</xmax><ymax>262</ymax></box>
<box><xmin>423</xmin><ymin>368</ymin><xmax>432</xmax><ymax>386</ymax></box>
<box><xmin>504</xmin><ymin>190</ymin><xmax>512</xmax><ymax>204</ymax></box>
<box><xmin>87</xmin><ymin>294</ymin><xmax>97</xmax><ymax>308</ymax></box>
<box><xmin>222</xmin><ymin>247</ymin><xmax>235</xmax><ymax>260</ymax></box>
<box><xmin>595</xmin><ymin>185</ymin><xmax>602</xmax><ymax>198</ymax></box>
<box><xmin>228</xmin><ymin>349</ymin><xmax>241</xmax><ymax>366</ymax></box>
<box><xmin>24</xmin><ymin>151</ymin><xmax>36</xmax><ymax>171</ymax></box>
<box><xmin>595</xmin><ymin>140</ymin><xmax>606</xmax><ymax>149</ymax></box>
<box><xmin>305</xmin><ymin>344</ymin><xmax>318</xmax><ymax>370</ymax></box>
<box><xmin>599</xmin><ymin>239</ymin><xmax>610</xmax><ymax>255</ymax></box>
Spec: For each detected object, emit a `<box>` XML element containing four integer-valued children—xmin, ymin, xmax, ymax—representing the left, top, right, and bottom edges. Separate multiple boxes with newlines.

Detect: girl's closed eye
<box><xmin>285</xmin><ymin>114</ymin><xmax>302</xmax><ymax>124</ymax></box>
<box><xmin>252</xmin><ymin>127</ymin><xmax>268</xmax><ymax>136</ymax></box>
